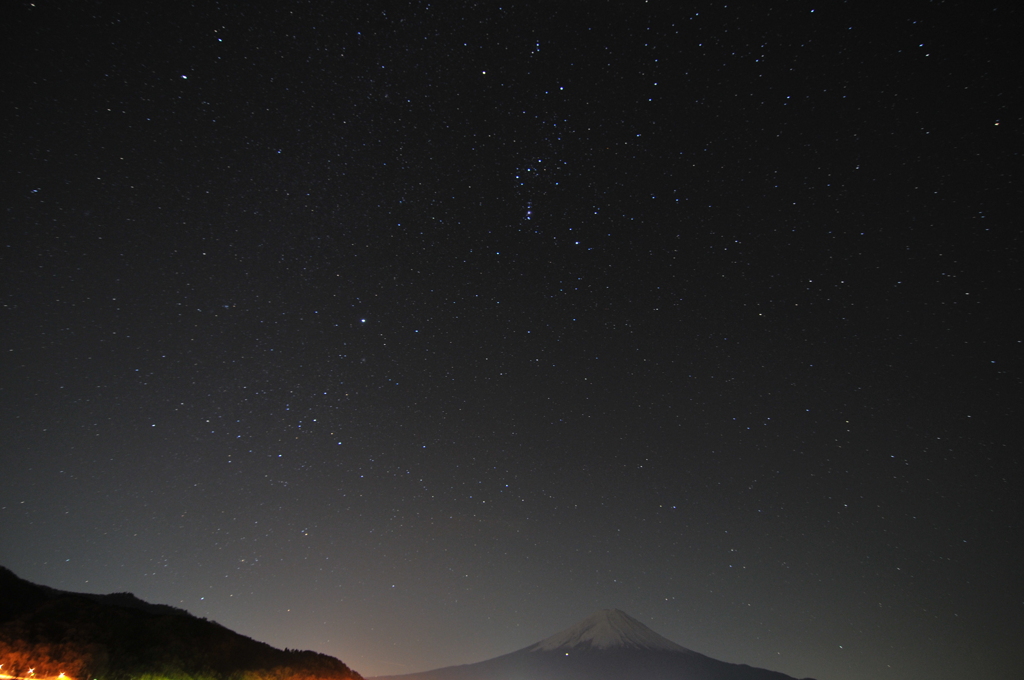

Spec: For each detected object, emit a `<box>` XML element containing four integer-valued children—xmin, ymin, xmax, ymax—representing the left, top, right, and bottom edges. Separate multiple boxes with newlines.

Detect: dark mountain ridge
<box><xmin>372</xmin><ymin>609</ymin><xmax>816</xmax><ymax>680</ymax></box>
<box><xmin>0</xmin><ymin>566</ymin><xmax>362</xmax><ymax>680</ymax></box>
<box><xmin>37</xmin><ymin>586</ymin><xmax>193</xmax><ymax>618</ymax></box>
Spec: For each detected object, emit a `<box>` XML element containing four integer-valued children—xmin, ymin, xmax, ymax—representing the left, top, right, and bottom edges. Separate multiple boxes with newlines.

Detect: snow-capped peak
<box><xmin>528</xmin><ymin>609</ymin><xmax>692</xmax><ymax>653</ymax></box>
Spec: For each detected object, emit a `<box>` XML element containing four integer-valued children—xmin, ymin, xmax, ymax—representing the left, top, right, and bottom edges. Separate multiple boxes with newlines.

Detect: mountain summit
<box><xmin>371</xmin><ymin>610</ymin><xmax>816</xmax><ymax>680</ymax></box>
<box><xmin>528</xmin><ymin>609</ymin><xmax>691</xmax><ymax>653</ymax></box>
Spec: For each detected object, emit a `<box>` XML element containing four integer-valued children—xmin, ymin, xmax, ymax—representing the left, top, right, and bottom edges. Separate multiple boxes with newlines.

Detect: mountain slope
<box><xmin>371</xmin><ymin>609</ymin><xmax>815</xmax><ymax>680</ymax></box>
<box><xmin>527</xmin><ymin>609</ymin><xmax>691</xmax><ymax>653</ymax></box>
<box><xmin>0</xmin><ymin>566</ymin><xmax>362</xmax><ymax>680</ymax></box>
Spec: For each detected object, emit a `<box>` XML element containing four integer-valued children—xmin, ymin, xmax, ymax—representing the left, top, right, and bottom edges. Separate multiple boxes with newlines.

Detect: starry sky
<box><xmin>1</xmin><ymin>2</ymin><xmax>1021</xmax><ymax>680</ymax></box>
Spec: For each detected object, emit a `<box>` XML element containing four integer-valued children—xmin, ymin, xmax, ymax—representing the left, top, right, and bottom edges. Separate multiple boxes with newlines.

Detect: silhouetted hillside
<box><xmin>0</xmin><ymin>566</ymin><xmax>362</xmax><ymax>680</ymax></box>
<box><xmin>39</xmin><ymin>586</ymin><xmax>194</xmax><ymax>618</ymax></box>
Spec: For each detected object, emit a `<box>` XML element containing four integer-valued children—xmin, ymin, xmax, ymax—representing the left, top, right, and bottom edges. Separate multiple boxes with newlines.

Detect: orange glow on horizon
<box><xmin>0</xmin><ymin>672</ymin><xmax>71</xmax><ymax>680</ymax></box>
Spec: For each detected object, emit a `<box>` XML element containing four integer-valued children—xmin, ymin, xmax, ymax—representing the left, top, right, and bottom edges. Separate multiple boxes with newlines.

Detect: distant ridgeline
<box><xmin>370</xmin><ymin>609</ymin><xmax>816</xmax><ymax>680</ymax></box>
<box><xmin>0</xmin><ymin>566</ymin><xmax>363</xmax><ymax>680</ymax></box>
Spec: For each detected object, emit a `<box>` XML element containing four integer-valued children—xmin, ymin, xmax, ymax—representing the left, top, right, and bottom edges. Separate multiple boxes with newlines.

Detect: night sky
<box><xmin>2</xmin><ymin>2</ymin><xmax>1021</xmax><ymax>680</ymax></box>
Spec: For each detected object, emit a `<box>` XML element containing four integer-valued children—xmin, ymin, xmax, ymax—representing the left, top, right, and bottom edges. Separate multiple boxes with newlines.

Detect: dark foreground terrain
<box><xmin>0</xmin><ymin>566</ymin><xmax>362</xmax><ymax>680</ymax></box>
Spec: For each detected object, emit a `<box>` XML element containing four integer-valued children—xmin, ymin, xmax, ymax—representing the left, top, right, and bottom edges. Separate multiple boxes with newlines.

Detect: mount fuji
<box><xmin>372</xmin><ymin>609</ymin><xmax>816</xmax><ymax>680</ymax></box>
